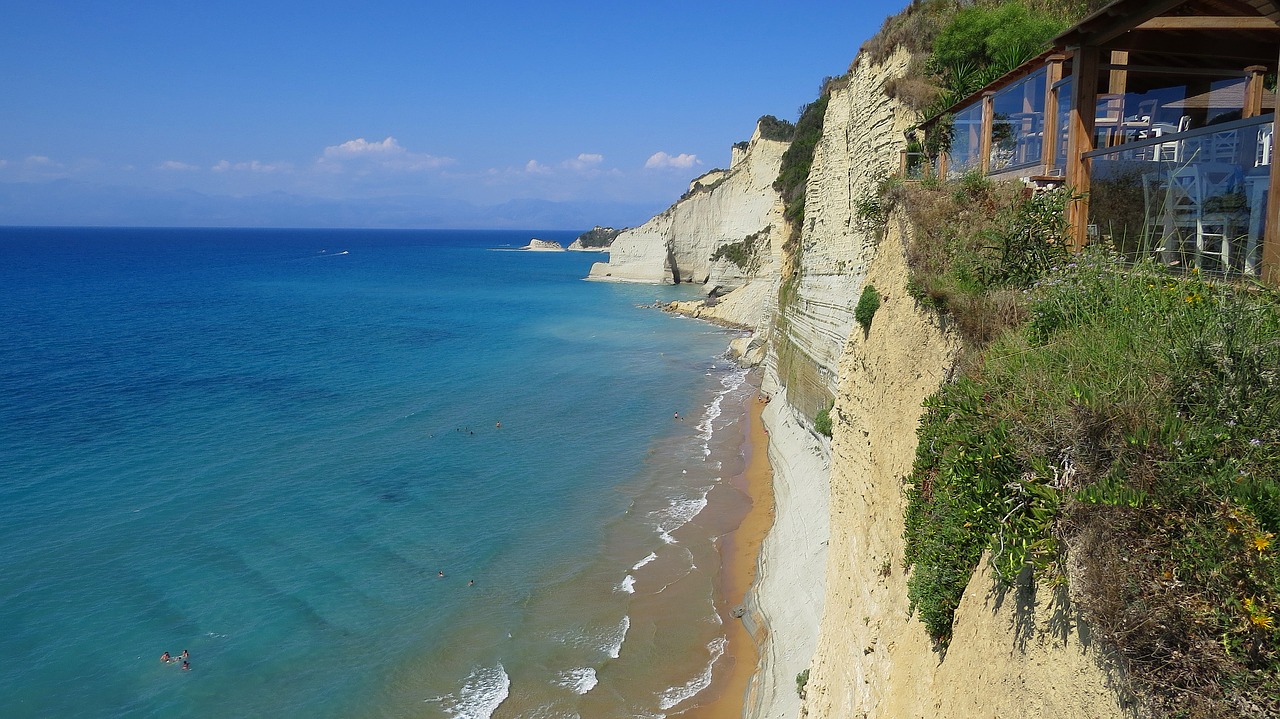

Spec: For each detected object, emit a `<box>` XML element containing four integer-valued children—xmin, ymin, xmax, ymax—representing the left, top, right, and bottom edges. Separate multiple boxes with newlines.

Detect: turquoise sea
<box><xmin>0</xmin><ymin>227</ymin><xmax>759</xmax><ymax>718</ymax></box>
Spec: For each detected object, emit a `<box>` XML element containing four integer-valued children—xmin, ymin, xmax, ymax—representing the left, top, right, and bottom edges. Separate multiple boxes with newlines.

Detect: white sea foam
<box><xmin>606</xmin><ymin>615</ymin><xmax>630</xmax><ymax>659</ymax></box>
<box><xmin>655</xmin><ymin>492</ymin><xmax>709</xmax><ymax>543</ymax></box>
<box><xmin>694</xmin><ymin>367</ymin><xmax>749</xmax><ymax>455</ymax></box>
<box><xmin>658</xmin><ymin>637</ymin><xmax>726</xmax><ymax>710</ymax></box>
<box><xmin>632</xmin><ymin>552</ymin><xmax>657</xmax><ymax>570</ymax></box>
<box><xmin>555</xmin><ymin>667</ymin><xmax>599</xmax><ymax>695</ymax></box>
<box><xmin>617</xmin><ymin>574</ymin><xmax>636</xmax><ymax>593</ymax></box>
<box><xmin>439</xmin><ymin>663</ymin><xmax>510</xmax><ymax>719</ymax></box>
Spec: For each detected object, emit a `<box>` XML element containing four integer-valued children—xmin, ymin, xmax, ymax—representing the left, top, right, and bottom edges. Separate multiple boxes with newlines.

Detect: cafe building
<box><xmin>918</xmin><ymin>0</ymin><xmax>1280</xmax><ymax>281</ymax></box>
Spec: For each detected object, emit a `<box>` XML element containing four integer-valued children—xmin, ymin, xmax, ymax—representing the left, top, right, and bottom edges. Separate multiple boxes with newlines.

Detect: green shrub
<box><xmin>795</xmin><ymin>668</ymin><xmax>810</xmax><ymax>699</ymax></box>
<box><xmin>855</xmin><ymin>284</ymin><xmax>882</xmax><ymax>331</ymax></box>
<box><xmin>814</xmin><ymin>401</ymin><xmax>834</xmax><ymax>437</ymax></box>
<box><xmin>757</xmin><ymin>115</ymin><xmax>796</xmax><ymax>142</ymax></box>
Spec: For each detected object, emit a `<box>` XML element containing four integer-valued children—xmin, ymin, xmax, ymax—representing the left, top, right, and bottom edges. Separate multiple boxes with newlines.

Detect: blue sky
<box><xmin>1</xmin><ymin>1</ymin><xmax>909</xmax><ymax>228</ymax></box>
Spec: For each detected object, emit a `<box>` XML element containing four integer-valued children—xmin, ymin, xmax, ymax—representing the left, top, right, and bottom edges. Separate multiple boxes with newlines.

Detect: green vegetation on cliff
<box><xmin>709</xmin><ymin>228</ymin><xmax>768</xmax><ymax>276</ymax></box>
<box><xmin>573</xmin><ymin>225</ymin><xmax>623</xmax><ymax>248</ymax></box>
<box><xmin>861</xmin><ymin>0</ymin><xmax>1107</xmax><ymax>117</ymax></box>
<box><xmin>892</xmin><ymin>176</ymin><xmax>1280</xmax><ymax>716</ymax></box>
<box><xmin>773</xmin><ymin>91</ymin><xmax>830</xmax><ymax>227</ymax></box>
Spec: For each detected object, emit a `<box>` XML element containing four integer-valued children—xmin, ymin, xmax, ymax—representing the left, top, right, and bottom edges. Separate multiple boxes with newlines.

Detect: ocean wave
<box><xmin>657</xmin><ymin>637</ymin><xmax>726</xmax><ymax>710</ymax></box>
<box><xmin>555</xmin><ymin>667</ymin><xmax>598</xmax><ymax>695</ymax></box>
<box><xmin>694</xmin><ymin>367</ymin><xmax>749</xmax><ymax>456</ymax></box>
<box><xmin>654</xmin><ymin>493</ymin><xmax>708</xmax><ymax>544</ymax></box>
<box><xmin>606</xmin><ymin>615</ymin><xmax>630</xmax><ymax>659</ymax></box>
<box><xmin>616</xmin><ymin>574</ymin><xmax>636</xmax><ymax>594</ymax></box>
<box><xmin>632</xmin><ymin>552</ymin><xmax>657</xmax><ymax>570</ymax></box>
<box><xmin>438</xmin><ymin>663</ymin><xmax>510</xmax><ymax>719</ymax></box>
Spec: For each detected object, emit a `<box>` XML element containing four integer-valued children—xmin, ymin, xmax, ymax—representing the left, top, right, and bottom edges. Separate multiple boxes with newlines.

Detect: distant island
<box><xmin>567</xmin><ymin>226</ymin><xmax>623</xmax><ymax>251</ymax></box>
<box><xmin>522</xmin><ymin>238</ymin><xmax>565</xmax><ymax>251</ymax></box>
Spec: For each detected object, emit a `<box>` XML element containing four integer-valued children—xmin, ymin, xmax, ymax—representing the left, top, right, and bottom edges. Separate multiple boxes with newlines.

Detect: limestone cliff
<box><xmin>587</xmin><ymin>121</ymin><xmax>788</xmax><ymax>290</ymax></box>
<box><xmin>748</xmin><ymin>48</ymin><xmax>1126</xmax><ymax>719</ymax></box>
<box><xmin>765</xmin><ymin>52</ymin><xmax>917</xmax><ymax>422</ymax></box>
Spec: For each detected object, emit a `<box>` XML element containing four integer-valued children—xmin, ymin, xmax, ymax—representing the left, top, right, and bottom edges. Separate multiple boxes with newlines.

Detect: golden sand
<box><xmin>674</xmin><ymin>393</ymin><xmax>775</xmax><ymax>719</ymax></box>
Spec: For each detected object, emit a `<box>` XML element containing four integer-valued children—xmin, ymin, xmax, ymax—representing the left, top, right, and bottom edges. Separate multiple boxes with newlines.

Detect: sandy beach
<box><xmin>674</xmin><ymin>390</ymin><xmax>775</xmax><ymax>719</ymax></box>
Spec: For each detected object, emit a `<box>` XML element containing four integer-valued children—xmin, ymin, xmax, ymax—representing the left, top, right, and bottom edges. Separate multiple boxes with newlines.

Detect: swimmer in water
<box><xmin>468</xmin><ymin>579</ymin><xmax>474</xmax><ymax>586</ymax></box>
<box><xmin>181</xmin><ymin>661</ymin><xmax>190</xmax><ymax>671</ymax></box>
<box><xmin>180</xmin><ymin>650</ymin><xmax>188</xmax><ymax>660</ymax></box>
<box><xmin>495</xmin><ymin>421</ymin><xmax>501</xmax><ymax>428</ymax></box>
<box><xmin>160</xmin><ymin>652</ymin><xmax>172</xmax><ymax>663</ymax></box>
<box><xmin>438</xmin><ymin>570</ymin><xmax>445</xmax><ymax>578</ymax></box>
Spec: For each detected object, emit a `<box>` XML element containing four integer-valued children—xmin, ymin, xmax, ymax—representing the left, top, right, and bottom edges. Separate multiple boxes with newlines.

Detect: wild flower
<box><xmin>1254</xmin><ymin>533</ymin><xmax>1274</xmax><ymax>554</ymax></box>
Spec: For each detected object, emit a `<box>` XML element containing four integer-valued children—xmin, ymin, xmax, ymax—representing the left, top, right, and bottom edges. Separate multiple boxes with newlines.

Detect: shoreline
<box><xmin>675</xmin><ymin>385</ymin><xmax>775</xmax><ymax>719</ymax></box>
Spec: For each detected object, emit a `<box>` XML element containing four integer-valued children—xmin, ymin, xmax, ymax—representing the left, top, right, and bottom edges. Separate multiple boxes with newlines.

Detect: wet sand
<box><xmin>675</xmin><ymin>392</ymin><xmax>775</xmax><ymax>719</ymax></box>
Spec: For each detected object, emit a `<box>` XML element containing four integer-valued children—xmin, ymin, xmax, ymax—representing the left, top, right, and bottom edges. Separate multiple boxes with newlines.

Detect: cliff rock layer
<box><xmin>766</xmin><ymin>52</ymin><xmax>914</xmax><ymax>422</ymax></box>
<box><xmin>587</xmin><ymin>122</ymin><xmax>788</xmax><ymax>288</ymax></box>
<box><xmin>796</xmin><ymin>214</ymin><xmax>1123</xmax><ymax>719</ymax></box>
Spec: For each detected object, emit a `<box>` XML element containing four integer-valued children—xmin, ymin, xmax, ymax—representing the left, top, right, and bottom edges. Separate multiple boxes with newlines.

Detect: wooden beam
<box><xmin>1083</xmin><ymin>0</ymin><xmax>1193</xmax><ymax>46</ymax></box>
<box><xmin>980</xmin><ymin>91</ymin><xmax>995</xmax><ymax>176</ymax></box>
<box><xmin>1067</xmin><ymin>45</ymin><xmax>1100</xmax><ymax>251</ymax></box>
<box><xmin>1245</xmin><ymin>64</ymin><xmax>1268</xmax><ymax>118</ymax></box>
<box><xmin>1113</xmin><ymin>33</ymin><xmax>1278</xmax><ymax>64</ymax></box>
<box><xmin>1108</xmin><ymin>50</ymin><xmax>1130</xmax><ymax>95</ymax></box>
<box><xmin>1042</xmin><ymin>54</ymin><xmax>1066</xmax><ymax>172</ymax></box>
<box><xmin>1136</xmin><ymin>16</ymin><xmax>1280</xmax><ymax>30</ymax></box>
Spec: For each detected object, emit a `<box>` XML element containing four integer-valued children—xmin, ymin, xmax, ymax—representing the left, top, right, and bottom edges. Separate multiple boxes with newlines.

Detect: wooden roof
<box><xmin>1056</xmin><ymin>0</ymin><xmax>1280</xmax><ymax>65</ymax></box>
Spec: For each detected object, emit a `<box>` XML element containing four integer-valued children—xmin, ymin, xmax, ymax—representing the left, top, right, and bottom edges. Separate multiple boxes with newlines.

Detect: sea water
<box><xmin>0</xmin><ymin>227</ymin><xmax>759</xmax><ymax>718</ymax></box>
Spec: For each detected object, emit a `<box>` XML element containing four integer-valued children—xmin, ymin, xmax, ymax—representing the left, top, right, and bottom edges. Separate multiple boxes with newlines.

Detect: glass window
<box><xmin>989</xmin><ymin>68</ymin><xmax>1047</xmax><ymax>172</ymax></box>
<box><xmin>948</xmin><ymin>103</ymin><xmax>984</xmax><ymax>176</ymax></box>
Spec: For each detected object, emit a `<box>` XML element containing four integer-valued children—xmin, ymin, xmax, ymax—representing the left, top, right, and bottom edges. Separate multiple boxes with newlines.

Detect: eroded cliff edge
<box><xmin>588</xmin><ymin>121</ymin><xmax>788</xmax><ymax>291</ymax></box>
<box><xmin>593</xmin><ymin>40</ymin><xmax>1127</xmax><ymax>719</ymax></box>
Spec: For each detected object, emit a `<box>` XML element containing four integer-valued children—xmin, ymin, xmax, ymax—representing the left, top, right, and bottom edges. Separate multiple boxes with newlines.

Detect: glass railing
<box><xmin>949</xmin><ymin>103</ymin><xmax>985</xmax><ymax>177</ymax></box>
<box><xmin>1086</xmin><ymin>114</ymin><xmax>1273</xmax><ymax>276</ymax></box>
<box><xmin>989</xmin><ymin>69</ymin><xmax>1047</xmax><ymax>173</ymax></box>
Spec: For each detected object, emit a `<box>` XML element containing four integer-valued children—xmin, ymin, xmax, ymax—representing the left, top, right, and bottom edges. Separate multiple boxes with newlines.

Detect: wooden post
<box><xmin>1244</xmin><ymin>65</ymin><xmax>1267</xmax><ymax>118</ymax></box>
<box><xmin>1067</xmin><ymin>44</ymin><xmax>1100</xmax><ymax>250</ymax></box>
<box><xmin>1108</xmin><ymin>50</ymin><xmax>1130</xmax><ymax>94</ymax></box>
<box><xmin>980</xmin><ymin>91</ymin><xmax>996</xmax><ymax>176</ymax></box>
<box><xmin>1262</xmin><ymin>54</ymin><xmax>1280</xmax><ymax>284</ymax></box>
<box><xmin>1042</xmin><ymin>54</ymin><xmax>1066</xmax><ymax>173</ymax></box>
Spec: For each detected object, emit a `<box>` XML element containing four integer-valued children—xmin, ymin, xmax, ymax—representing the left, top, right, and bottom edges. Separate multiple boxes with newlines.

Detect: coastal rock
<box><xmin>522</xmin><ymin>238</ymin><xmax>564</xmax><ymax>251</ymax></box>
<box><xmin>567</xmin><ymin>225</ymin><xmax>621</xmax><ymax>251</ymax></box>
<box><xmin>587</xmin><ymin>120</ymin><xmax>788</xmax><ymax>289</ymax></box>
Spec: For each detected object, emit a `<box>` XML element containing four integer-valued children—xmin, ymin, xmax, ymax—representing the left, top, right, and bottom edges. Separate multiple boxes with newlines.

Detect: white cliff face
<box><xmin>587</xmin><ymin>123</ymin><xmax>788</xmax><ymax>288</ymax></box>
<box><xmin>751</xmin><ymin>47</ymin><xmax>1126</xmax><ymax>719</ymax></box>
<box><xmin>766</xmin><ymin>51</ymin><xmax>916</xmax><ymax>421</ymax></box>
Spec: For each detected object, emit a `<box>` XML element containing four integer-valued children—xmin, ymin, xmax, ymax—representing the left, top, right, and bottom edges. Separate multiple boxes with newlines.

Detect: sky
<box><xmin>0</xmin><ymin>1</ymin><xmax>910</xmax><ymax>229</ymax></box>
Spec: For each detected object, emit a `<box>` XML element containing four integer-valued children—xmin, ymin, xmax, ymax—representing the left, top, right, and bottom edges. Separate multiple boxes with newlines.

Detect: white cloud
<box><xmin>323</xmin><ymin>136</ymin><xmax>403</xmax><ymax>158</ymax></box>
<box><xmin>159</xmin><ymin>160</ymin><xmax>199</xmax><ymax>171</ymax></box>
<box><xmin>525</xmin><ymin>159</ymin><xmax>551</xmax><ymax>174</ymax></box>
<box><xmin>644</xmin><ymin>151</ymin><xmax>700</xmax><ymax>169</ymax></box>
<box><xmin>319</xmin><ymin>136</ymin><xmax>452</xmax><ymax>172</ymax></box>
<box><xmin>564</xmin><ymin>153</ymin><xmax>604</xmax><ymax>171</ymax></box>
<box><xmin>211</xmin><ymin>159</ymin><xmax>291</xmax><ymax>173</ymax></box>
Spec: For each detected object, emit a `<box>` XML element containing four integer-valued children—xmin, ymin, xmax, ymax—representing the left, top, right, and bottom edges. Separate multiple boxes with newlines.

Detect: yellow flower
<box><xmin>1251</xmin><ymin>612</ymin><xmax>1275</xmax><ymax>630</ymax></box>
<box><xmin>1245</xmin><ymin>597</ymin><xmax>1258</xmax><ymax>613</ymax></box>
<box><xmin>1226</xmin><ymin>521</ymin><xmax>1240</xmax><ymax>534</ymax></box>
<box><xmin>1254</xmin><ymin>533</ymin><xmax>1274</xmax><ymax>553</ymax></box>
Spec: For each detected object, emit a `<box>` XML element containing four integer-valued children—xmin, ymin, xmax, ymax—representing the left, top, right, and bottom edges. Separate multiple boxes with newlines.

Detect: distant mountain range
<box><xmin>0</xmin><ymin>179</ymin><xmax>662</xmax><ymax>230</ymax></box>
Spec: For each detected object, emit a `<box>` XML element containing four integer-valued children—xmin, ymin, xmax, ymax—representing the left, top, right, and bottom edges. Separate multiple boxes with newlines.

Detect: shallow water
<box><xmin>0</xmin><ymin>227</ymin><xmax>755</xmax><ymax>718</ymax></box>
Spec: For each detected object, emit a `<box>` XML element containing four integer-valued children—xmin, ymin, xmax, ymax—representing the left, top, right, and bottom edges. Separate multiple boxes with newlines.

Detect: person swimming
<box><xmin>181</xmin><ymin>661</ymin><xmax>190</xmax><ymax>671</ymax></box>
<box><xmin>160</xmin><ymin>652</ymin><xmax>172</xmax><ymax>663</ymax></box>
<box><xmin>438</xmin><ymin>570</ymin><xmax>445</xmax><ymax>578</ymax></box>
<box><xmin>468</xmin><ymin>579</ymin><xmax>474</xmax><ymax>586</ymax></box>
<box><xmin>179</xmin><ymin>650</ymin><xmax>188</xmax><ymax>660</ymax></box>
